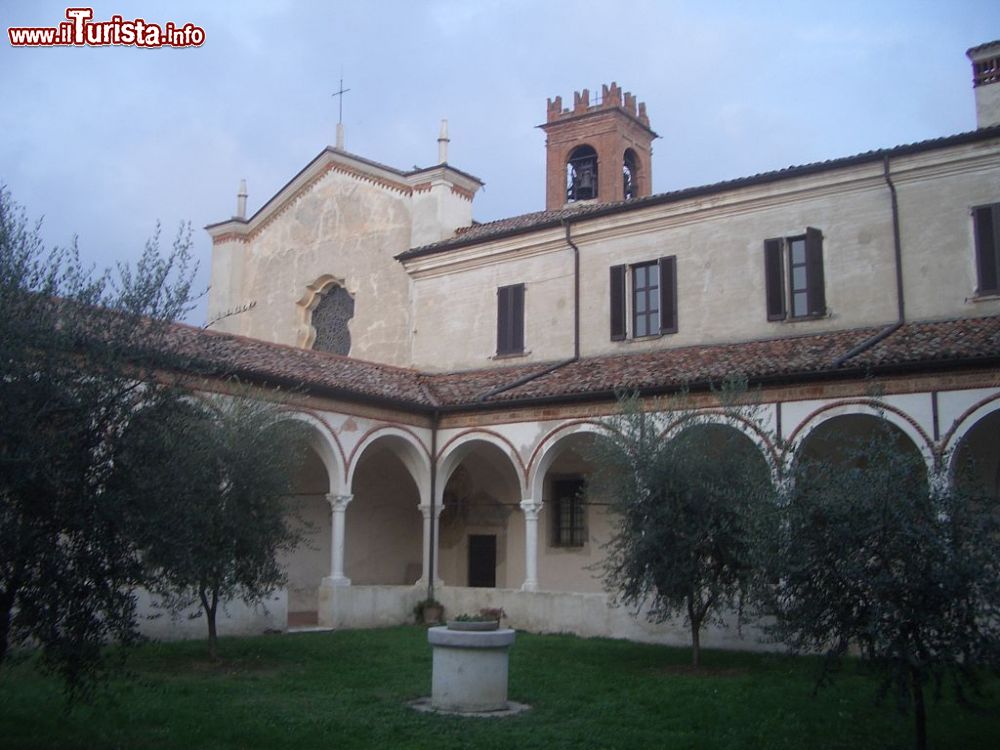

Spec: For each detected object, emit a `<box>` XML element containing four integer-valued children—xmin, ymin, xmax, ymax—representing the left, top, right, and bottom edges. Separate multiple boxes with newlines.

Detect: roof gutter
<box><xmin>883</xmin><ymin>155</ymin><xmax>906</xmax><ymax>322</ymax></box>
<box><xmin>564</xmin><ymin>219</ymin><xmax>581</xmax><ymax>360</ymax></box>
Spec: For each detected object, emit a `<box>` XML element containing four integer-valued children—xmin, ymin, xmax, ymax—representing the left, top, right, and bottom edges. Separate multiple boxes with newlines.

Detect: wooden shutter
<box><xmin>974</xmin><ymin>205</ymin><xmax>1000</xmax><ymax>294</ymax></box>
<box><xmin>496</xmin><ymin>284</ymin><xmax>524</xmax><ymax>355</ymax></box>
<box><xmin>764</xmin><ymin>238</ymin><xmax>786</xmax><ymax>320</ymax></box>
<box><xmin>658</xmin><ymin>256</ymin><xmax>678</xmax><ymax>334</ymax></box>
<box><xmin>610</xmin><ymin>265</ymin><xmax>626</xmax><ymax>340</ymax></box>
<box><xmin>804</xmin><ymin>227</ymin><xmax>825</xmax><ymax>316</ymax></box>
<box><xmin>510</xmin><ymin>283</ymin><xmax>524</xmax><ymax>353</ymax></box>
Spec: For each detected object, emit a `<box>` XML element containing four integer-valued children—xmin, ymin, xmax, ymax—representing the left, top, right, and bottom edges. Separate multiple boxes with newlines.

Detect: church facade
<box><xmin>186</xmin><ymin>43</ymin><xmax>1000</xmax><ymax>648</ymax></box>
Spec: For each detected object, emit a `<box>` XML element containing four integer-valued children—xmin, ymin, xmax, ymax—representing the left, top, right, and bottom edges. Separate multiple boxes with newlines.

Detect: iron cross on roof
<box><xmin>332</xmin><ymin>77</ymin><xmax>350</xmax><ymax>125</ymax></box>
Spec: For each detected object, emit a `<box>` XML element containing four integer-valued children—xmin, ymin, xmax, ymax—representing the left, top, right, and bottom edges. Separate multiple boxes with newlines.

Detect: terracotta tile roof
<box><xmin>462</xmin><ymin>327</ymin><xmax>886</xmax><ymax>404</ymax></box>
<box><xmin>844</xmin><ymin>316</ymin><xmax>1000</xmax><ymax>369</ymax></box>
<box><xmin>398</xmin><ymin>126</ymin><xmax>1000</xmax><ymax>261</ymax></box>
<box><xmin>159</xmin><ymin>316</ymin><xmax>1000</xmax><ymax>412</ymax></box>
<box><xmin>160</xmin><ymin>323</ymin><xmax>437</xmax><ymax>408</ymax></box>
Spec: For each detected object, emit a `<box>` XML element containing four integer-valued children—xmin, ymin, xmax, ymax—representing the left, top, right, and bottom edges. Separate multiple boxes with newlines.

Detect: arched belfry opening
<box><xmin>541</xmin><ymin>82</ymin><xmax>657</xmax><ymax>210</ymax></box>
<box><xmin>623</xmin><ymin>148</ymin><xmax>640</xmax><ymax>201</ymax></box>
<box><xmin>566</xmin><ymin>145</ymin><xmax>598</xmax><ymax>202</ymax></box>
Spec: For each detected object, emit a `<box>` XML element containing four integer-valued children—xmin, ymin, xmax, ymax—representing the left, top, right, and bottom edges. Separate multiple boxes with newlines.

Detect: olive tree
<box><xmin>591</xmin><ymin>386</ymin><xmax>777</xmax><ymax>667</ymax></box>
<box><xmin>0</xmin><ymin>187</ymin><xmax>199</xmax><ymax>696</ymax></box>
<box><xmin>763</xmin><ymin>417</ymin><xmax>1000</xmax><ymax>750</ymax></box>
<box><xmin>118</xmin><ymin>394</ymin><xmax>306</xmax><ymax>660</ymax></box>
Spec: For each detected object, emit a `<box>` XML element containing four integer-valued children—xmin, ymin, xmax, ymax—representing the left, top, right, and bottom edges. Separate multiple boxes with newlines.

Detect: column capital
<box><xmin>418</xmin><ymin>502</ymin><xmax>445</xmax><ymax>520</ymax></box>
<box><xmin>326</xmin><ymin>493</ymin><xmax>353</xmax><ymax>512</ymax></box>
<box><xmin>519</xmin><ymin>498</ymin><xmax>543</xmax><ymax>520</ymax></box>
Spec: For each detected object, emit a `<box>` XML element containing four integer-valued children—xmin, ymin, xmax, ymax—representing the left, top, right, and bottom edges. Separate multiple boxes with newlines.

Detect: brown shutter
<box><xmin>610</xmin><ymin>265</ymin><xmax>626</xmax><ymax>340</ymax></box>
<box><xmin>658</xmin><ymin>256</ymin><xmax>677</xmax><ymax>334</ymax></box>
<box><xmin>511</xmin><ymin>283</ymin><xmax>524</xmax><ymax>353</ymax></box>
<box><xmin>764</xmin><ymin>238</ymin><xmax>786</xmax><ymax>320</ymax></box>
<box><xmin>804</xmin><ymin>227</ymin><xmax>825</xmax><ymax>316</ymax></box>
<box><xmin>497</xmin><ymin>286</ymin><xmax>510</xmax><ymax>354</ymax></box>
<box><xmin>974</xmin><ymin>205</ymin><xmax>999</xmax><ymax>294</ymax></box>
<box><xmin>497</xmin><ymin>284</ymin><xmax>524</xmax><ymax>354</ymax></box>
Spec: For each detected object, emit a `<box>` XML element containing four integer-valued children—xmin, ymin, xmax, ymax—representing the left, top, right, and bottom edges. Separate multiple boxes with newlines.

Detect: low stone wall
<box><xmin>134</xmin><ymin>588</ymin><xmax>287</xmax><ymax>641</ymax></box>
<box><xmin>321</xmin><ymin>584</ymin><xmax>776</xmax><ymax>652</ymax></box>
<box><xmin>319</xmin><ymin>582</ymin><xmax>424</xmax><ymax>629</ymax></box>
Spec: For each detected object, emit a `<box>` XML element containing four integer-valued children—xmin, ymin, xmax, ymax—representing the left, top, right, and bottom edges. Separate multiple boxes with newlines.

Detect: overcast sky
<box><xmin>2</xmin><ymin>1</ymin><xmax>998</xmax><ymax>324</ymax></box>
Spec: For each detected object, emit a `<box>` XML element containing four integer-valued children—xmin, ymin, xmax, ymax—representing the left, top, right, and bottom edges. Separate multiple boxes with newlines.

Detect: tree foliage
<box><xmin>118</xmin><ymin>394</ymin><xmax>306</xmax><ymax>660</ymax></box>
<box><xmin>591</xmin><ymin>385</ymin><xmax>777</xmax><ymax>666</ymax></box>
<box><xmin>0</xmin><ymin>187</ymin><xmax>199</xmax><ymax>696</ymax></box>
<box><xmin>763</xmin><ymin>417</ymin><xmax>1000</xmax><ymax>750</ymax></box>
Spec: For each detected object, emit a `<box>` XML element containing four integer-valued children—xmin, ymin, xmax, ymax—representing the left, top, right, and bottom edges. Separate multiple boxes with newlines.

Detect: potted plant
<box><xmin>447</xmin><ymin>607</ymin><xmax>506</xmax><ymax>631</ymax></box>
<box><xmin>413</xmin><ymin>597</ymin><xmax>444</xmax><ymax>625</ymax></box>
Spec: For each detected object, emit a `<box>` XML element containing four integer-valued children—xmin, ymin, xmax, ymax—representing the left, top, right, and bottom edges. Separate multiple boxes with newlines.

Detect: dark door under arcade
<box><xmin>467</xmin><ymin>534</ymin><xmax>497</xmax><ymax>588</ymax></box>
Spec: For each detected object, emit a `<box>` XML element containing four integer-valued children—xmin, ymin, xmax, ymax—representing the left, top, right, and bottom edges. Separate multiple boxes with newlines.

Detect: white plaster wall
<box><xmin>406</xmin><ymin>139</ymin><xmax>1000</xmax><ymax>372</ymax></box>
<box><xmin>217</xmin><ymin>169</ymin><xmax>416</xmax><ymax>365</ymax></box>
<box><xmin>437</xmin><ymin>450</ymin><xmax>522</xmax><ymax>588</ymax></box>
<box><xmin>134</xmin><ymin>588</ymin><xmax>286</xmax><ymax>641</ymax></box>
<box><xmin>346</xmin><ymin>448</ymin><xmax>423</xmax><ymax>585</ymax></box>
<box><xmin>206</xmin><ymin>238</ymin><xmax>241</xmax><ymax>327</ymax></box>
<box><xmin>410</xmin><ymin>246</ymin><xmax>576</xmax><ymax>371</ymax></box>
<box><xmin>895</xmin><ymin>148</ymin><xmax>1000</xmax><ymax>320</ymax></box>
<box><xmin>577</xmin><ymin>179</ymin><xmax>900</xmax><ymax>357</ymax></box>
<box><xmin>975</xmin><ymin>82</ymin><xmax>1000</xmax><ymax>129</ymax></box>
<box><xmin>282</xmin><ymin>495</ymin><xmax>330</xmax><ymax>612</ymax></box>
<box><xmin>410</xmin><ymin>183</ymin><xmax>475</xmax><ymax>248</ymax></box>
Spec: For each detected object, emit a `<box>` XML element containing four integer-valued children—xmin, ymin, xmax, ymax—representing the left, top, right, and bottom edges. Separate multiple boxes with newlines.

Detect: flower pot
<box><xmin>421</xmin><ymin>605</ymin><xmax>444</xmax><ymax>625</ymax></box>
<box><xmin>446</xmin><ymin>620</ymin><xmax>499</xmax><ymax>631</ymax></box>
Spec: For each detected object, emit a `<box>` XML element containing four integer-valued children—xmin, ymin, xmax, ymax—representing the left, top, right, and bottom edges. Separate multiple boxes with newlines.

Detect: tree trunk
<box><xmin>911</xmin><ymin>667</ymin><xmax>927</xmax><ymax>750</ymax></box>
<box><xmin>687</xmin><ymin>595</ymin><xmax>701</xmax><ymax>667</ymax></box>
<box><xmin>0</xmin><ymin>587</ymin><xmax>15</xmax><ymax>668</ymax></box>
<box><xmin>199</xmin><ymin>588</ymin><xmax>220</xmax><ymax>661</ymax></box>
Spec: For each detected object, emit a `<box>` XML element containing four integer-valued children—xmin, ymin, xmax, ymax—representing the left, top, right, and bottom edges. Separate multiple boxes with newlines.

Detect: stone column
<box><xmin>326</xmin><ymin>493</ymin><xmax>353</xmax><ymax>586</ymax></box>
<box><xmin>418</xmin><ymin>502</ymin><xmax>445</xmax><ymax>587</ymax></box>
<box><xmin>519</xmin><ymin>499</ymin><xmax>543</xmax><ymax>592</ymax></box>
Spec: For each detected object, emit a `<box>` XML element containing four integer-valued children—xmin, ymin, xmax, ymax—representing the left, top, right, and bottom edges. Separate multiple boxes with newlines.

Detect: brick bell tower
<box><xmin>540</xmin><ymin>82</ymin><xmax>657</xmax><ymax>211</ymax></box>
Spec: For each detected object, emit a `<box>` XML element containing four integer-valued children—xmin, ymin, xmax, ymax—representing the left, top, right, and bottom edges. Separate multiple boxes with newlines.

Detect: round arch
<box><xmin>348</xmin><ymin>425</ymin><xmax>431</xmax><ymax>499</ymax></box>
<box><xmin>660</xmin><ymin>410</ymin><xmax>781</xmax><ymax>479</ymax></box>
<box><xmin>942</xmin><ymin>394</ymin><xmax>1000</xmax><ymax>455</ymax></box>
<box><xmin>436</xmin><ymin>430</ymin><xmax>526</xmax><ymax>503</ymax></box>
<box><xmin>947</xmin><ymin>402</ymin><xmax>1000</xmax><ymax>498</ymax></box>
<box><xmin>788</xmin><ymin>401</ymin><xmax>935</xmax><ymax>475</ymax></box>
<box><xmin>276</xmin><ymin>409</ymin><xmax>347</xmax><ymax>495</ymax></box>
<box><xmin>528</xmin><ymin>420</ymin><xmax>614</xmax><ymax>501</ymax></box>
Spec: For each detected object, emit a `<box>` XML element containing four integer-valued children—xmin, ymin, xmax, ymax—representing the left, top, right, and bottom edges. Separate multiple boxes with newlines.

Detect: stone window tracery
<box><xmin>311</xmin><ymin>285</ymin><xmax>355</xmax><ymax>355</ymax></box>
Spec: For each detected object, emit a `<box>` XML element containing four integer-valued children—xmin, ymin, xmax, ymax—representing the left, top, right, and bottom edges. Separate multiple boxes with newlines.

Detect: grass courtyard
<box><xmin>0</xmin><ymin>626</ymin><xmax>997</xmax><ymax>749</ymax></box>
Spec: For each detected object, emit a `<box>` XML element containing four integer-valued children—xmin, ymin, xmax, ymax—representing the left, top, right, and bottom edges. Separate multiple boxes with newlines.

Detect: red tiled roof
<box><xmin>845</xmin><ymin>316</ymin><xmax>1000</xmax><ymax>369</ymax></box>
<box><xmin>469</xmin><ymin>327</ymin><xmax>887</xmax><ymax>404</ymax></box>
<box><xmin>160</xmin><ymin>316</ymin><xmax>1000</xmax><ymax>412</ymax></box>
<box><xmin>161</xmin><ymin>324</ymin><xmax>437</xmax><ymax>408</ymax></box>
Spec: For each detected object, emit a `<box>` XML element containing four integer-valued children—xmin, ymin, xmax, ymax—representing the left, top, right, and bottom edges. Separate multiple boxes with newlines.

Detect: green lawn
<box><xmin>0</xmin><ymin>627</ymin><xmax>996</xmax><ymax>749</ymax></box>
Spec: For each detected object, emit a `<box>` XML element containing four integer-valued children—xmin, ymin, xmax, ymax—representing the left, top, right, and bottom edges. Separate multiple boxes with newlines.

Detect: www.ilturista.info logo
<box><xmin>8</xmin><ymin>7</ymin><xmax>205</xmax><ymax>48</ymax></box>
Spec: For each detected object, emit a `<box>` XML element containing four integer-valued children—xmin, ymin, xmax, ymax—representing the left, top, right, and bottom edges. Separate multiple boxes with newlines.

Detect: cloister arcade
<box><xmin>271</xmin><ymin>389</ymin><xmax>999</xmax><ymax>643</ymax></box>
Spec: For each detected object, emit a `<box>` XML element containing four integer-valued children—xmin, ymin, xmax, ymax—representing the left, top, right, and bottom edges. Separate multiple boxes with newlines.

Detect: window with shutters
<box><xmin>609</xmin><ymin>256</ymin><xmax>677</xmax><ymax>340</ymax></box>
<box><xmin>763</xmin><ymin>228</ymin><xmax>826</xmax><ymax>321</ymax></box>
<box><xmin>973</xmin><ymin>203</ymin><xmax>1000</xmax><ymax>295</ymax></box>
<box><xmin>552</xmin><ymin>478</ymin><xmax>586</xmax><ymax>547</ymax></box>
<box><xmin>496</xmin><ymin>283</ymin><xmax>525</xmax><ymax>356</ymax></box>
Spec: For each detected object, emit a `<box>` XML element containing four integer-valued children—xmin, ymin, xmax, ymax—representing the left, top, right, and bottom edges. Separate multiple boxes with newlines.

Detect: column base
<box><xmin>520</xmin><ymin>581</ymin><xmax>539</xmax><ymax>592</ymax></box>
<box><xmin>322</xmin><ymin>575</ymin><xmax>352</xmax><ymax>588</ymax></box>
